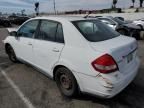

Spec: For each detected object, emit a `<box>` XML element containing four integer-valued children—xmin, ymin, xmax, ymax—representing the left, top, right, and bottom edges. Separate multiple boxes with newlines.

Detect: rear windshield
<box><xmin>72</xmin><ymin>20</ymin><xmax>120</xmax><ymax>42</ymax></box>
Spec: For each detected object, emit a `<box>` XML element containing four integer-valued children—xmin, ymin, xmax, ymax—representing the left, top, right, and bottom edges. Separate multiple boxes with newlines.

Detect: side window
<box><xmin>55</xmin><ymin>24</ymin><xmax>64</xmax><ymax>43</ymax></box>
<box><xmin>37</xmin><ymin>20</ymin><xmax>57</xmax><ymax>41</ymax></box>
<box><xmin>17</xmin><ymin>20</ymin><xmax>39</xmax><ymax>38</ymax></box>
<box><xmin>76</xmin><ymin>22</ymin><xmax>98</xmax><ymax>35</ymax></box>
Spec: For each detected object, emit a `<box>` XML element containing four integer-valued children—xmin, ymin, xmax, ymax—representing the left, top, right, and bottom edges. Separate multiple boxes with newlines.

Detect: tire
<box><xmin>117</xmin><ymin>29</ymin><xmax>127</xmax><ymax>35</ymax></box>
<box><xmin>137</xmin><ymin>24</ymin><xmax>143</xmax><ymax>30</ymax></box>
<box><xmin>55</xmin><ymin>67</ymin><xmax>78</xmax><ymax>97</ymax></box>
<box><xmin>131</xmin><ymin>31</ymin><xmax>140</xmax><ymax>40</ymax></box>
<box><xmin>7</xmin><ymin>45</ymin><xmax>18</xmax><ymax>63</ymax></box>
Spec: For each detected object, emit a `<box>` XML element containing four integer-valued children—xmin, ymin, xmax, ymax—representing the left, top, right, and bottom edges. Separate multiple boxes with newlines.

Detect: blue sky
<box><xmin>0</xmin><ymin>0</ymin><xmax>140</xmax><ymax>14</ymax></box>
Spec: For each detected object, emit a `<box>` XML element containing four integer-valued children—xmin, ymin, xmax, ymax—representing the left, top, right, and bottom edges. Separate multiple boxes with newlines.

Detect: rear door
<box><xmin>33</xmin><ymin>20</ymin><xmax>64</xmax><ymax>75</ymax></box>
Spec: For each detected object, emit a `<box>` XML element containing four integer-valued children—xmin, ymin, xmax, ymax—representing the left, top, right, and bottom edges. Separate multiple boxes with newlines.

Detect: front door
<box><xmin>14</xmin><ymin>20</ymin><xmax>39</xmax><ymax>63</ymax></box>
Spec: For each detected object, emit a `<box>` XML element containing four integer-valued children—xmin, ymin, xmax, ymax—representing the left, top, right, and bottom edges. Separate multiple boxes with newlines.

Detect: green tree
<box><xmin>113</xmin><ymin>0</ymin><xmax>118</xmax><ymax>8</ymax></box>
<box><xmin>21</xmin><ymin>9</ymin><xmax>25</xmax><ymax>16</ymax></box>
<box><xmin>140</xmin><ymin>0</ymin><xmax>144</xmax><ymax>7</ymax></box>
<box><xmin>132</xmin><ymin>0</ymin><xmax>135</xmax><ymax>7</ymax></box>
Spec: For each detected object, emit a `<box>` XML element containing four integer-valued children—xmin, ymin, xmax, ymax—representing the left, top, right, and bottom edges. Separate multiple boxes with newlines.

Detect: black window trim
<box><xmin>34</xmin><ymin>19</ymin><xmax>65</xmax><ymax>44</ymax></box>
<box><xmin>17</xmin><ymin>19</ymin><xmax>40</xmax><ymax>39</ymax></box>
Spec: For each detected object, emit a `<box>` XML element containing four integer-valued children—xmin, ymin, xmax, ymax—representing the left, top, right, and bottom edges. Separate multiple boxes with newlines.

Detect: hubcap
<box><xmin>60</xmin><ymin>74</ymin><xmax>72</xmax><ymax>89</ymax></box>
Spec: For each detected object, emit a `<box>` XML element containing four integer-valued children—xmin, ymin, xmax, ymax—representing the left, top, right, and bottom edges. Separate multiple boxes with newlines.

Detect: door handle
<box><xmin>52</xmin><ymin>48</ymin><xmax>60</xmax><ymax>52</ymax></box>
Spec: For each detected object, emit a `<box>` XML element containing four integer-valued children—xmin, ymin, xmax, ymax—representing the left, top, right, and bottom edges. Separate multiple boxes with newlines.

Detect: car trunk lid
<box><xmin>90</xmin><ymin>36</ymin><xmax>138</xmax><ymax>73</ymax></box>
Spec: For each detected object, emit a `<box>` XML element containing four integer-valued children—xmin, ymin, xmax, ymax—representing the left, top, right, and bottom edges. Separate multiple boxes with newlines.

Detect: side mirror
<box><xmin>10</xmin><ymin>31</ymin><xmax>17</xmax><ymax>36</ymax></box>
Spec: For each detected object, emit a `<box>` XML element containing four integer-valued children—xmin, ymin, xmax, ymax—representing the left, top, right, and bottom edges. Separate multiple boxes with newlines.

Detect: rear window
<box><xmin>72</xmin><ymin>20</ymin><xmax>120</xmax><ymax>42</ymax></box>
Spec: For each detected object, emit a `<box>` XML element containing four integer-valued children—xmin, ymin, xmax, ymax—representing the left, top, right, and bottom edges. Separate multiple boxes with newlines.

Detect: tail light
<box><xmin>91</xmin><ymin>54</ymin><xmax>118</xmax><ymax>74</ymax></box>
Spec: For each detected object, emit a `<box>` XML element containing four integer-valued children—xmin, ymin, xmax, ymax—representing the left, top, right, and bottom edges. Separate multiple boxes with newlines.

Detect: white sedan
<box><xmin>3</xmin><ymin>16</ymin><xmax>140</xmax><ymax>98</ymax></box>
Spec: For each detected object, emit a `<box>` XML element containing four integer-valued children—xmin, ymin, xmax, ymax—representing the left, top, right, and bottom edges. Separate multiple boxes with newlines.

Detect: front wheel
<box><xmin>55</xmin><ymin>67</ymin><xmax>78</xmax><ymax>97</ymax></box>
<box><xmin>7</xmin><ymin>45</ymin><xmax>18</xmax><ymax>63</ymax></box>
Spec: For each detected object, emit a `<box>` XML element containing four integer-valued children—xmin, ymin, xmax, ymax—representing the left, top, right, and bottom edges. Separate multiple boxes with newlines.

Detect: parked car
<box><xmin>8</xmin><ymin>15</ymin><xmax>18</xmax><ymax>23</ymax></box>
<box><xmin>0</xmin><ymin>16</ymin><xmax>11</xmax><ymax>27</ymax></box>
<box><xmin>84</xmin><ymin>15</ymin><xmax>102</xmax><ymax>18</ymax></box>
<box><xmin>133</xmin><ymin>18</ymin><xmax>144</xmax><ymax>30</ymax></box>
<box><xmin>8</xmin><ymin>15</ymin><xmax>30</xmax><ymax>25</ymax></box>
<box><xmin>3</xmin><ymin>17</ymin><xmax>140</xmax><ymax>98</ymax></box>
<box><xmin>115</xmin><ymin>16</ymin><xmax>124</xmax><ymax>21</ymax></box>
<box><xmin>97</xmin><ymin>17</ymin><xmax>142</xmax><ymax>40</ymax></box>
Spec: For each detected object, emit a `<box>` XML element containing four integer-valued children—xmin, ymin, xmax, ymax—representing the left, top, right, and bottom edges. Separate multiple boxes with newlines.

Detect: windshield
<box><xmin>113</xmin><ymin>17</ymin><xmax>127</xmax><ymax>25</ymax></box>
<box><xmin>72</xmin><ymin>20</ymin><xmax>120</xmax><ymax>42</ymax></box>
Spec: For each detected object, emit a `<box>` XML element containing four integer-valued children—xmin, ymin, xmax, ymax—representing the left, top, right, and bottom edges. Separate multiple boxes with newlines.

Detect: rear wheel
<box><xmin>131</xmin><ymin>31</ymin><xmax>140</xmax><ymax>40</ymax></box>
<box><xmin>117</xmin><ymin>29</ymin><xmax>127</xmax><ymax>35</ymax></box>
<box><xmin>137</xmin><ymin>24</ymin><xmax>143</xmax><ymax>30</ymax></box>
<box><xmin>7</xmin><ymin>45</ymin><xmax>18</xmax><ymax>63</ymax></box>
<box><xmin>55</xmin><ymin>67</ymin><xmax>78</xmax><ymax>97</ymax></box>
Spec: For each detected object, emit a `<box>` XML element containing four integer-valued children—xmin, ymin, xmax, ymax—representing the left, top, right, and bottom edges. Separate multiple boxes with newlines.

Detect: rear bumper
<box><xmin>75</xmin><ymin>57</ymin><xmax>140</xmax><ymax>98</ymax></box>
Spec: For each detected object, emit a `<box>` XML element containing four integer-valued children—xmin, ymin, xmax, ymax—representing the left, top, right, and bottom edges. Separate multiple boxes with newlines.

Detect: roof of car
<box><xmin>32</xmin><ymin>16</ymin><xmax>86</xmax><ymax>22</ymax></box>
<box><xmin>97</xmin><ymin>16</ymin><xmax>113</xmax><ymax>19</ymax></box>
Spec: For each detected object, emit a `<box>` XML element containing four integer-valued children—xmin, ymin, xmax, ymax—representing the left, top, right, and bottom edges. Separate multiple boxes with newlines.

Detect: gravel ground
<box><xmin>0</xmin><ymin>28</ymin><xmax>144</xmax><ymax>108</ymax></box>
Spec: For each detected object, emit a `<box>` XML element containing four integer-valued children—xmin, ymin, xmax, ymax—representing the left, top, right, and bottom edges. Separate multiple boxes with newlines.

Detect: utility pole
<box><xmin>53</xmin><ymin>0</ymin><xmax>56</xmax><ymax>15</ymax></box>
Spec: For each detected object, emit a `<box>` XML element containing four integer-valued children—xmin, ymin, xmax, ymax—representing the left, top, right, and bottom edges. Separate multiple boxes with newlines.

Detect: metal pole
<box><xmin>53</xmin><ymin>0</ymin><xmax>56</xmax><ymax>15</ymax></box>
